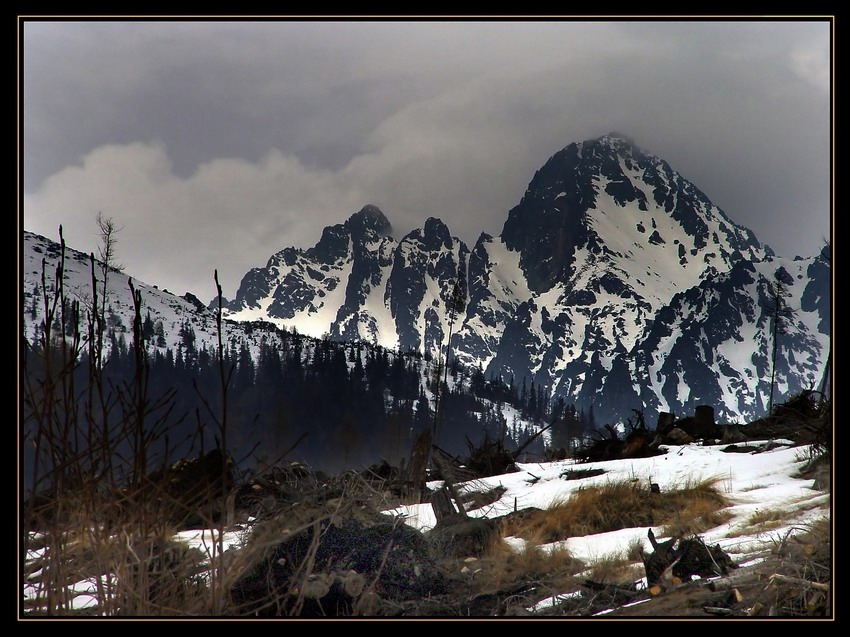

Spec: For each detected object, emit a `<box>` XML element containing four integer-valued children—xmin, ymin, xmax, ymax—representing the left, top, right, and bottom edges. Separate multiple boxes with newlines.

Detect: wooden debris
<box><xmin>665</xmin><ymin>427</ymin><xmax>694</xmax><ymax>445</ymax></box>
<box><xmin>459</xmin><ymin>418</ymin><xmax>554</xmax><ymax>479</ymax></box>
<box><xmin>463</xmin><ymin>434</ymin><xmax>518</xmax><ymax>477</ymax></box>
<box><xmin>581</xmin><ymin>580</ymin><xmax>644</xmax><ymax>601</ymax></box>
<box><xmin>721</xmin><ymin>424</ymin><xmax>748</xmax><ymax>444</ymax></box>
<box><xmin>642</xmin><ymin>529</ymin><xmax>680</xmax><ymax>586</ymax></box>
<box><xmin>656</xmin><ymin>411</ymin><xmax>676</xmax><ymax>435</ymax></box>
<box><xmin>405</xmin><ymin>428</ymin><xmax>432</xmax><ymax>496</ymax></box>
<box><xmin>748</xmin><ymin>602</ymin><xmax>764</xmax><ymax>616</ymax></box>
<box><xmin>431</xmin><ymin>447</ymin><xmax>469</xmax><ymax>520</ymax></box>
<box><xmin>703</xmin><ymin>606</ymin><xmax>733</xmax><ymax>616</ymax></box>
<box><xmin>642</xmin><ymin>530</ymin><xmax>736</xmax><ymax>587</ymax></box>
<box><xmin>768</xmin><ymin>573</ymin><xmax>829</xmax><ymax>592</ymax></box>
<box><xmin>430</xmin><ymin>487</ymin><xmax>459</xmax><ymax>526</ymax></box>
<box><xmin>459</xmin><ymin>485</ymin><xmax>507</xmax><ymax>512</ymax></box>
<box><xmin>694</xmin><ymin>405</ymin><xmax>717</xmax><ymax>436</ymax></box>
<box><xmin>575</xmin><ymin>410</ymin><xmax>665</xmax><ymax>463</ymax></box>
<box><xmin>737</xmin><ymin>390</ymin><xmax>830</xmax><ymax>446</ymax></box>
<box><xmin>708</xmin><ymin>571</ymin><xmax>762</xmax><ymax>591</ymax></box>
<box><xmin>807</xmin><ymin>591</ymin><xmax>826</xmax><ymax>614</ymax></box>
<box><xmin>427</xmin><ymin>517</ymin><xmax>498</xmax><ymax>558</ymax></box>
<box><xmin>561</xmin><ymin>467</ymin><xmax>606</xmax><ymax>481</ymax></box>
<box><xmin>659</xmin><ymin>559</ymin><xmax>682</xmax><ymax>586</ymax></box>
<box><xmin>721</xmin><ymin>444</ymin><xmax>757</xmax><ymax>454</ymax></box>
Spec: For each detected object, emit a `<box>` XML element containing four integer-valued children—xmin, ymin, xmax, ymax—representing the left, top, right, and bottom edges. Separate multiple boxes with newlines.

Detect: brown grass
<box><xmin>501</xmin><ymin>476</ymin><xmax>731</xmax><ymax>543</ymax></box>
<box><xmin>750</xmin><ymin>508</ymin><xmax>791</xmax><ymax>526</ymax></box>
<box><xmin>727</xmin><ymin>503</ymin><xmax>829</xmax><ymax>539</ymax></box>
<box><xmin>584</xmin><ymin>552</ymin><xmax>644</xmax><ymax>587</ymax></box>
<box><xmin>625</xmin><ymin>535</ymin><xmax>645</xmax><ymax>562</ymax></box>
<box><xmin>476</xmin><ymin>537</ymin><xmax>581</xmax><ymax>595</ymax></box>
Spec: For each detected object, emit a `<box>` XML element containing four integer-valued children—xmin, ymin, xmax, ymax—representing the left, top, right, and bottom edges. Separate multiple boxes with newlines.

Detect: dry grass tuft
<box><xmin>584</xmin><ymin>551</ymin><xmax>644</xmax><ymax>587</ymax></box>
<box><xmin>750</xmin><ymin>508</ymin><xmax>791</xmax><ymax>527</ymax></box>
<box><xmin>501</xmin><ymin>476</ymin><xmax>731</xmax><ymax>543</ymax></box>
<box><xmin>625</xmin><ymin>536</ymin><xmax>645</xmax><ymax>562</ymax></box>
<box><xmin>477</xmin><ymin>537</ymin><xmax>581</xmax><ymax>594</ymax></box>
<box><xmin>728</xmin><ymin>502</ymin><xmax>828</xmax><ymax>539</ymax></box>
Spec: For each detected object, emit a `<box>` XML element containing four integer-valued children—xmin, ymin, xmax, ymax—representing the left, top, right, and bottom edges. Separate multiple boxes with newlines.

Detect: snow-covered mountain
<box><xmin>219</xmin><ymin>133</ymin><xmax>830</xmax><ymax>426</ymax></box>
<box><xmin>21</xmin><ymin>229</ymin><xmax>285</xmax><ymax>360</ymax></box>
<box><xmin>467</xmin><ymin>133</ymin><xmax>830</xmax><ymax>425</ymax></box>
<box><xmin>223</xmin><ymin>205</ymin><xmax>470</xmax><ymax>357</ymax></box>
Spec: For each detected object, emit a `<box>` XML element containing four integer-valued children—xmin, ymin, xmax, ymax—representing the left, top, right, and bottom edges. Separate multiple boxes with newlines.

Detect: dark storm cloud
<box><xmin>23</xmin><ymin>20</ymin><xmax>831</xmax><ymax>299</ymax></box>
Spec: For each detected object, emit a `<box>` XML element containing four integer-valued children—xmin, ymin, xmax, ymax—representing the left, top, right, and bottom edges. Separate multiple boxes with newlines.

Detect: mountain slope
<box><xmin>22</xmin><ymin>229</ymin><xmax>282</xmax><ymax>358</ymax></box>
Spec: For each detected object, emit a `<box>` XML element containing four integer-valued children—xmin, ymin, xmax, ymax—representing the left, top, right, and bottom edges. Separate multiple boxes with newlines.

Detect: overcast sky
<box><xmin>22</xmin><ymin>20</ymin><xmax>831</xmax><ymax>301</ymax></box>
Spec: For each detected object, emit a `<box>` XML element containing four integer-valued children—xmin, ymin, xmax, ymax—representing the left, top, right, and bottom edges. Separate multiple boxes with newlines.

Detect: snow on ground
<box><xmin>386</xmin><ymin>441</ymin><xmax>828</xmax><ymax>564</ymax></box>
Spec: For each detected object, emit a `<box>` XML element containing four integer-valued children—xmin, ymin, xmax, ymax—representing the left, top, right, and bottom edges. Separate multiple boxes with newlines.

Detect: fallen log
<box><xmin>707</xmin><ymin>571</ymin><xmax>763</xmax><ymax>591</ymax></box>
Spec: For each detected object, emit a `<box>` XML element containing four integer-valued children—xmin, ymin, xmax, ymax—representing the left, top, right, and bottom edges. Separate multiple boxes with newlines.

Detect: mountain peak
<box><xmin>591</xmin><ymin>131</ymin><xmax>641</xmax><ymax>156</ymax></box>
<box><xmin>422</xmin><ymin>217</ymin><xmax>453</xmax><ymax>249</ymax></box>
<box><xmin>601</xmin><ymin>131</ymin><xmax>635</xmax><ymax>144</ymax></box>
<box><xmin>346</xmin><ymin>204</ymin><xmax>392</xmax><ymax>237</ymax></box>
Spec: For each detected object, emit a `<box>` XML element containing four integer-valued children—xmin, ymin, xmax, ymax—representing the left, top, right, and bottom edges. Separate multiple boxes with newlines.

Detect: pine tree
<box><xmin>142</xmin><ymin>311</ymin><xmax>155</xmax><ymax>341</ymax></box>
<box><xmin>30</xmin><ymin>284</ymin><xmax>39</xmax><ymax>321</ymax></box>
<box><xmin>180</xmin><ymin>319</ymin><xmax>196</xmax><ymax>354</ymax></box>
<box><xmin>236</xmin><ymin>341</ymin><xmax>255</xmax><ymax>392</ymax></box>
<box><xmin>470</xmin><ymin>364</ymin><xmax>486</xmax><ymax>395</ymax></box>
<box><xmin>528</xmin><ymin>379</ymin><xmax>538</xmax><ymax>420</ymax></box>
<box><xmin>154</xmin><ymin>320</ymin><xmax>166</xmax><ymax>348</ymax></box>
<box><xmin>764</xmin><ymin>268</ymin><xmax>796</xmax><ymax>414</ymax></box>
<box><xmin>520</xmin><ymin>378</ymin><xmax>528</xmax><ymax>415</ymax></box>
<box><xmin>433</xmin><ymin>270</ymin><xmax>467</xmax><ymax>441</ymax></box>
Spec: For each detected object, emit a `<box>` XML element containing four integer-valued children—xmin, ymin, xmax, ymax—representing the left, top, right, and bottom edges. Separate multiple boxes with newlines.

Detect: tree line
<box><xmin>26</xmin><ymin>311</ymin><xmax>601</xmax><ymax>473</ymax></box>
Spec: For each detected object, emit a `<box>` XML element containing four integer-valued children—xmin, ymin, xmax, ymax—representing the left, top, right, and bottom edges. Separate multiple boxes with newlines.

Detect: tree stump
<box><xmin>405</xmin><ymin>428</ymin><xmax>431</xmax><ymax>499</ymax></box>
<box><xmin>694</xmin><ymin>405</ymin><xmax>717</xmax><ymax>438</ymax></box>
<box><xmin>657</xmin><ymin>412</ymin><xmax>676</xmax><ymax>435</ymax></box>
<box><xmin>430</xmin><ymin>487</ymin><xmax>459</xmax><ymax>526</ymax></box>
